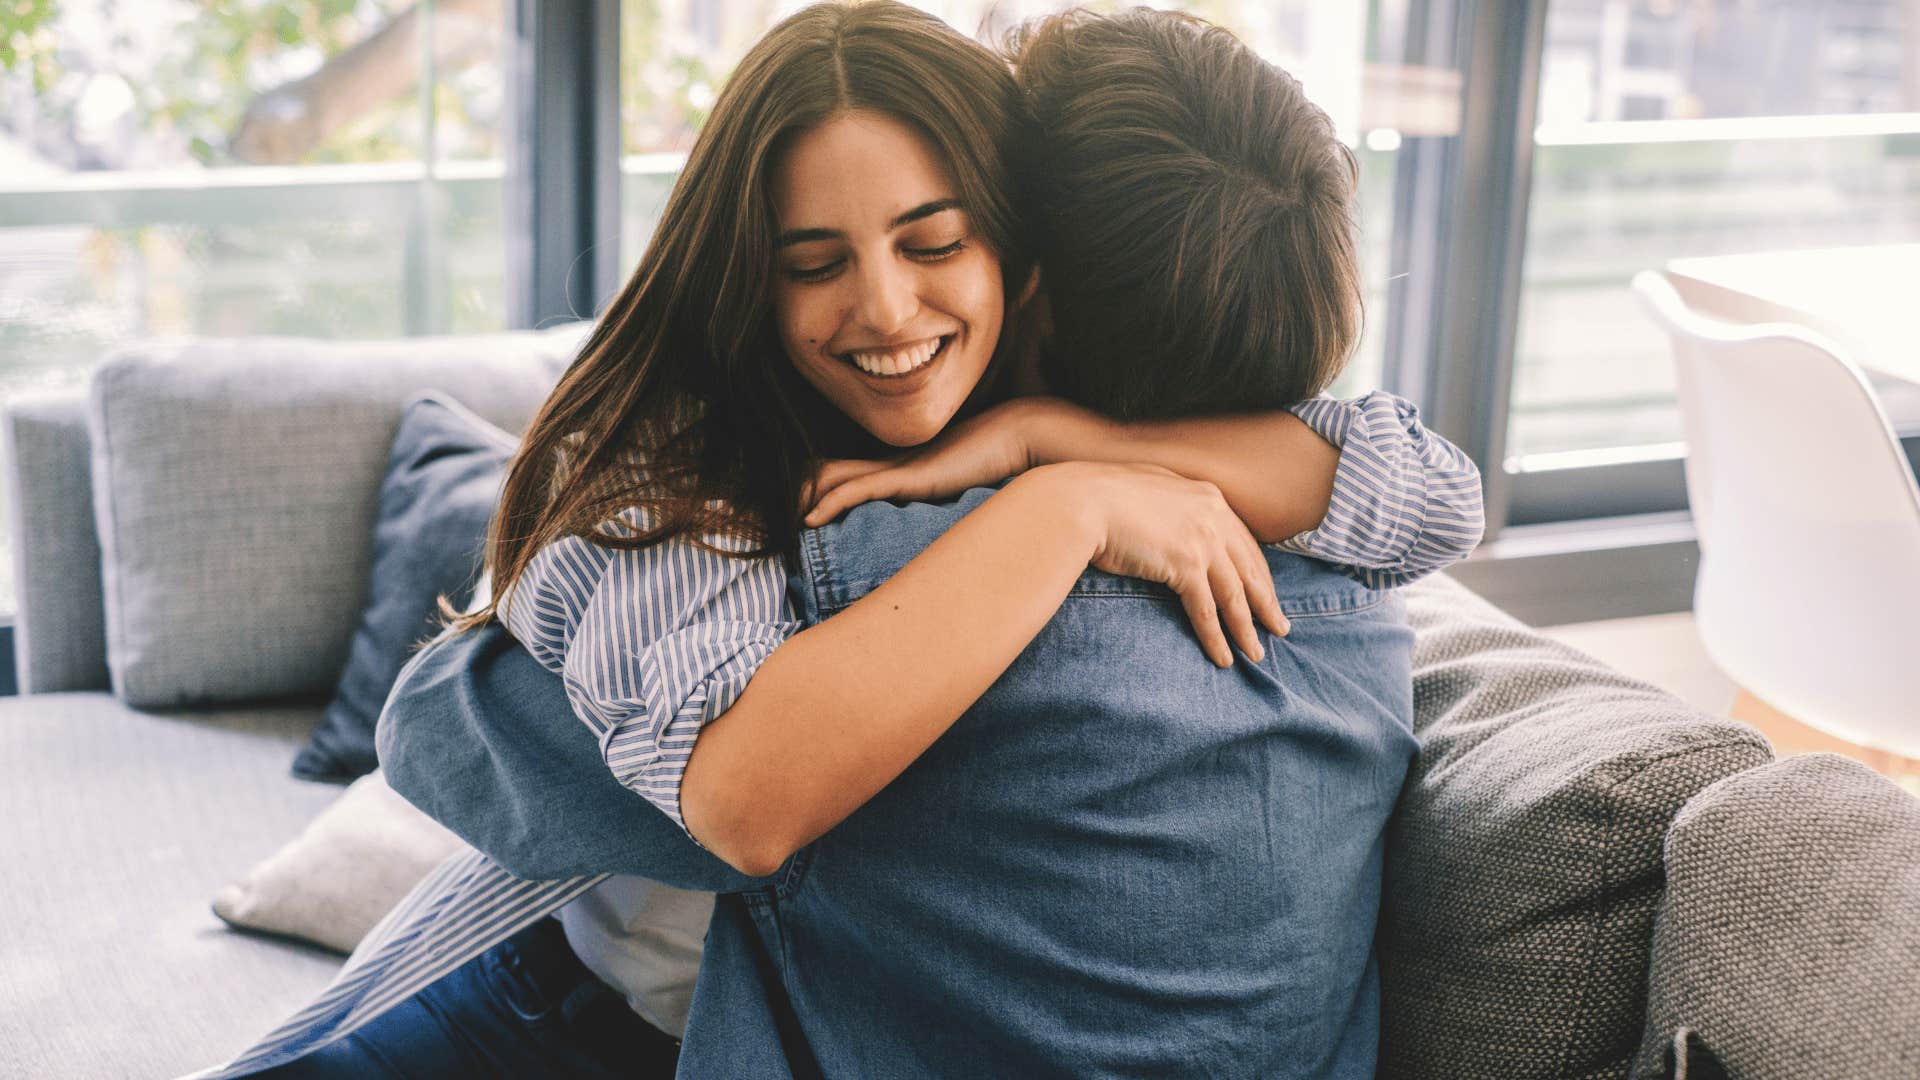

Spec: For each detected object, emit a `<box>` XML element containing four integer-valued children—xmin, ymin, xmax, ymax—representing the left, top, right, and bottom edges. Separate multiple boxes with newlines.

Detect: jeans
<box><xmin>246</xmin><ymin>919</ymin><xmax>678</xmax><ymax>1079</ymax></box>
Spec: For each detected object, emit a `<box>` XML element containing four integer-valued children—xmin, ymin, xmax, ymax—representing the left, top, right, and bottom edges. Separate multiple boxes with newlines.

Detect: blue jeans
<box><xmin>247</xmin><ymin>919</ymin><xmax>678</xmax><ymax>1079</ymax></box>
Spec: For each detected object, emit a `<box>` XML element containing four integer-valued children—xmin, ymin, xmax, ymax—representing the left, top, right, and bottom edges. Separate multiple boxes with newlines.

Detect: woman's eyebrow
<box><xmin>775</xmin><ymin>198</ymin><xmax>964</xmax><ymax>248</ymax></box>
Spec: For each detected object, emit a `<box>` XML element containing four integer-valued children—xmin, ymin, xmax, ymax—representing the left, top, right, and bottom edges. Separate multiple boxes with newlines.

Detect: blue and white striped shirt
<box><xmin>497</xmin><ymin>390</ymin><xmax>1481</xmax><ymax>835</ymax></box>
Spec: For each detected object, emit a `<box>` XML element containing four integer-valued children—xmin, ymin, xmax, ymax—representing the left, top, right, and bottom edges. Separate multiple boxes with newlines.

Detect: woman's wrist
<box><xmin>1013</xmin><ymin>396</ymin><xmax>1112</xmax><ymax>469</ymax></box>
<box><xmin>1005</xmin><ymin>461</ymin><xmax>1108</xmax><ymax>565</ymax></box>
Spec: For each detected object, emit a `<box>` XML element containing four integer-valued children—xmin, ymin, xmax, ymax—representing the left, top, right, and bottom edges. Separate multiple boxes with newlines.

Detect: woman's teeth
<box><xmin>847</xmin><ymin>337</ymin><xmax>944</xmax><ymax>377</ymax></box>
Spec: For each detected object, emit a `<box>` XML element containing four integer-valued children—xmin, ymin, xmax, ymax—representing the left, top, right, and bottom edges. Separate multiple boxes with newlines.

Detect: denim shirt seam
<box><xmin>800</xmin><ymin>526</ymin><xmax>832</xmax><ymax>621</ymax></box>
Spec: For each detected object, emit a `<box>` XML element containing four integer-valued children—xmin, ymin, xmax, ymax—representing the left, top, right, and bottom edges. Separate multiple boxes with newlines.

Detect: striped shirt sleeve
<box><xmin>1280</xmin><ymin>391</ymin><xmax>1486</xmax><ymax>589</ymax></box>
<box><xmin>500</xmin><ymin>514</ymin><xmax>803</xmax><ymax>837</ymax></box>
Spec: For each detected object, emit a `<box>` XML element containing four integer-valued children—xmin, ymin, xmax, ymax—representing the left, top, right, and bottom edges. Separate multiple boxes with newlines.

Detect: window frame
<box><xmin>1377</xmin><ymin>0</ymin><xmax>1717</xmax><ymax>623</ymax></box>
<box><xmin>506</xmin><ymin>0</ymin><xmax>625</xmax><ymax>330</ymax></box>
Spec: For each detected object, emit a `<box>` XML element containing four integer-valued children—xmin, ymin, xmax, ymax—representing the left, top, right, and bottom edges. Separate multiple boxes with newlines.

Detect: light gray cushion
<box><xmin>87</xmin><ymin>331</ymin><xmax>577</xmax><ymax>707</ymax></box>
<box><xmin>3</xmin><ymin>390</ymin><xmax>109</xmax><ymax>693</ymax></box>
<box><xmin>1631</xmin><ymin>753</ymin><xmax>1920</xmax><ymax>1080</ymax></box>
<box><xmin>1381</xmin><ymin>574</ymin><xmax>1774</xmax><ymax>1080</ymax></box>
<box><xmin>212</xmin><ymin>771</ymin><xmax>469</xmax><ymax>954</ymax></box>
<box><xmin>0</xmin><ymin>692</ymin><xmax>343</xmax><ymax>1077</ymax></box>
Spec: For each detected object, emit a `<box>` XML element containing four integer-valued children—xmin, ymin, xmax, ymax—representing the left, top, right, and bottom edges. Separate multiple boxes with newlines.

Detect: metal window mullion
<box><xmin>1380</xmin><ymin>0</ymin><xmax>1463</xmax><ymax>441</ymax></box>
<box><xmin>1388</xmin><ymin>0</ymin><xmax>1548</xmax><ymax>543</ymax></box>
<box><xmin>505</xmin><ymin>0</ymin><xmax>621</xmax><ymax>330</ymax></box>
<box><xmin>405</xmin><ymin>0</ymin><xmax>446</xmax><ymax>336</ymax></box>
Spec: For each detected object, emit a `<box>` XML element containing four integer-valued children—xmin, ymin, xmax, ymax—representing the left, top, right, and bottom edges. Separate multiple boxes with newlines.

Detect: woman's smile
<box><xmin>839</xmin><ymin>334</ymin><xmax>953</xmax><ymax>384</ymax></box>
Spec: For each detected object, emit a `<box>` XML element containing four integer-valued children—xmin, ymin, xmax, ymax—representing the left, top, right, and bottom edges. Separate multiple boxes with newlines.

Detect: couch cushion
<box><xmin>1381</xmin><ymin>574</ymin><xmax>1773</xmax><ymax>1080</ymax></box>
<box><xmin>0</xmin><ymin>692</ymin><xmax>343</xmax><ymax>1077</ymax></box>
<box><xmin>292</xmin><ymin>394</ymin><xmax>516</xmax><ymax>782</ymax></box>
<box><xmin>87</xmin><ymin>330</ymin><xmax>576</xmax><ymax>708</ymax></box>
<box><xmin>2</xmin><ymin>390</ymin><xmax>109</xmax><ymax>693</ymax></box>
<box><xmin>1631</xmin><ymin>753</ymin><xmax>1920</xmax><ymax>1080</ymax></box>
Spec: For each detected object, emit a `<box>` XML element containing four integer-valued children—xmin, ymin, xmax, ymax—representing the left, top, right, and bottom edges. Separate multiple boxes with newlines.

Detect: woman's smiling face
<box><xmin>770</xmin><ymin>110</ymin><xmax>1005</xmax><ymax>448</ymax></box>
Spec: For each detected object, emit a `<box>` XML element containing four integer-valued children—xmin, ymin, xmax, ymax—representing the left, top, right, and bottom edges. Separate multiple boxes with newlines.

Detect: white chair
<box><xmin>1632</xmin><ymin>269</ymin><xmax>1920</xmax><ymax>761</ymax></box>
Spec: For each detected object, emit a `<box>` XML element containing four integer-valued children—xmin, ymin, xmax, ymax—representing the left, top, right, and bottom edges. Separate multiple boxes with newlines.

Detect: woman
<box><xmin>217</xmin><ymin>3</ymin><xmax>1477</xmax><ymax>1076</ymax></box>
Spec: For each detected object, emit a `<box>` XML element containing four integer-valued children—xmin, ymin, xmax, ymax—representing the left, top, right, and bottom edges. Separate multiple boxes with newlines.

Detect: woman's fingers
<box><xmin>1228</xmin><ymin>530</ymin><xmax>1289</xmax><ymax>639</ymax></box>
<box><xmin>1067</xmin><ymin>461</ymin><xmax>1287</xmax><ymax>667</ymax></box>
<box><xmin>804</xmin><ymin>459</ymin><xmax>899</xmax><ymax>525</ymax></box>
<box><xmin>1206</xmin><ymin>552</ymin><xmax>1263</xmax><ymax>665</ymax></box>
<box><xmin>805</xmin><ymin>477</ymin><xmax>869</xmax><ymax>526</ymax></box>
<box><xmin>1173</xmin><ymin>571</ymin><xmax>1235</xmax><ymax>669</ymax></box>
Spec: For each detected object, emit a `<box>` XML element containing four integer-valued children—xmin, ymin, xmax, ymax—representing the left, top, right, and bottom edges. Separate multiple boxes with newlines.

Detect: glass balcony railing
<box><xmin>0</xmin><ymin>156</ymin><xmax>688</xmax><ymax>615</ymax></box>
<box><xmin>1508</xmin><ymin>115</ymin><xmax>1920</xmax><ymax>468</ymax></box>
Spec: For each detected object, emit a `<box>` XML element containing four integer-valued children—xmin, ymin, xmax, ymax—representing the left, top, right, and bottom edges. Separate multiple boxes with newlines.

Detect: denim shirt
<box><xmin>366</xmin><ymin>488</ymin><xmax>1416</xmax><ymax>1079</ymax></box>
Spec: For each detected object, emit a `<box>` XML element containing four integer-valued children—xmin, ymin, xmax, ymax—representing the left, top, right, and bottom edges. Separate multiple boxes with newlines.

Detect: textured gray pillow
<box><xmin>87</xmin><ymin>332</ymin><xmax>577</xmax><ymax>707</ymax></box>
<box><xmin>1631</xmin><ymin>753</ymin><xmax>1920</xmax><ymax>1080</ymax></box>
<box><xmin>1381</xmin><ymin>574</ymin><xmax>1773</xmax><ymax>1080</ymax></box>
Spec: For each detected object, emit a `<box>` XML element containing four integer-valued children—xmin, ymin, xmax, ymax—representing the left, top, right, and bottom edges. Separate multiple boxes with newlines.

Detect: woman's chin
<box><xmin>857</xmin><ymin>403</ymin><xmax>959</xmax><ymax>450</ymax></box>
<box><xmin>868</xmin><ymin>421</ymin><xmax>942</xmax><ymax>450</ymax></box>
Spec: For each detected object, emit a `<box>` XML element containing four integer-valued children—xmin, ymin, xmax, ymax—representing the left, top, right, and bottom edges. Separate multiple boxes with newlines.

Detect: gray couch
<box><xmin>2</xmin><ymin>329</ymin><xmax>1914</xmax><ymax>1079</ymax></box>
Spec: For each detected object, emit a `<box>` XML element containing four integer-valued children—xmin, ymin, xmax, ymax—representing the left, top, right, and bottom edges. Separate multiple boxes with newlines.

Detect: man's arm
<box><xmin>376</xmin><ymin>622</ymin><xmax>772</xmax><ymax>893</ymax></box>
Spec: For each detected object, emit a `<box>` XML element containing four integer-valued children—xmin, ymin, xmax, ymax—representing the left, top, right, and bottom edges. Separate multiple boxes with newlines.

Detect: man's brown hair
<box><xmin>1007</xmin><ymin>8</ymin><xmax>1362</xmax><ymax>419</ymax></box>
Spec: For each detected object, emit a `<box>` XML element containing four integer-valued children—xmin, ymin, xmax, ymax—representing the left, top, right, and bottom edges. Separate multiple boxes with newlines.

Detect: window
<box><xmin>0</xmin><ymin>0</ymin><xmax>510</xmax><ymax>613</ymax></box>
<box><xmin>1507</xmin><ymin>0</ymin><xmax>1920</xmax><ymax>471</ymax></box>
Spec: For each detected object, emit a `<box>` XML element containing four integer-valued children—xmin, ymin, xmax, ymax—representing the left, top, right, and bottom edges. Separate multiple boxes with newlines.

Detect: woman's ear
<box><xmin>1008</xmin><ymin>271</ymin><xmax>1054</xmax><ymax>397</ymax></box>
<box><xmin>1015</xmin><ymin>266</ymin><xmax>1044</xmax><ymax>309</ymax></box>
<box><xmin>1014</xmin><ymin>268</ymin><xmax>1051</xmax><ymax>337</ymax></box>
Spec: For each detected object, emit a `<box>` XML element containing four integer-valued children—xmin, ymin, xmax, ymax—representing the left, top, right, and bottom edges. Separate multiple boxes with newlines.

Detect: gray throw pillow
<box><xmin>1380</xmin><ymin>574</ymin><xmax>1773</xmax><ymax>1080</ymax></box>
<box><xmin>87</xmin><ymin>333</ymin><xmax>571</xmax><ymax>707</ymax></box>
<box><xmin>1631</xmin><ymin>753</ymin><xmax>1920</xmax><ymax>1079</ymax></box>
<box><xmin>292</xmin><ymin>394</ymin><xmax>516</xmax><ymax>782</ymax></box>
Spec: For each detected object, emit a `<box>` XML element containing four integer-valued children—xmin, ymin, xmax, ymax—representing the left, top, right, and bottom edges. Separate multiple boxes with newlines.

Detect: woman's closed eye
<box><xmin>784</xmin><ymin>260</ymin><xmax>844</xmax><ymax>284</ymax></box>
<box><xmin>782</xmin><ymin>238</ymin><xmax>969</xmax><ymax>284</ymax></box>
<box><xmin>906</xmin><ymin>237</ymin><xmax>967</xmax><ymax>261</ymax></box>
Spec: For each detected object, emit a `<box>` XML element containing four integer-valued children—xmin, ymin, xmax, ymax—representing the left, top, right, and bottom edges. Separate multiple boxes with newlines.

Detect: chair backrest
<box><xmin>1632</xmin><ymin>270</ymin><xmax>1920</xmax><ymax>755</ymax></box>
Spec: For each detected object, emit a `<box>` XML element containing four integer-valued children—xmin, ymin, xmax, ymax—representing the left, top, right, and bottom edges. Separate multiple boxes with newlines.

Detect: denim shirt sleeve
<box><xmin>376</xmin><ymin>622</ymin><xmax>772</xmax><ymax>893</ymax></box>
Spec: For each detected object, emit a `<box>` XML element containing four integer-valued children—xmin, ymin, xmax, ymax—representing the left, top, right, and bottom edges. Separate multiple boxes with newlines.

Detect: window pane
<box><xmin>618</xmin><ymin>0</ymin><xmax>1457</xmax><ymax>399</ymax></box>
<box><xmin>1508</xmin><ymin>0</ymin><xmax>1920</xmax><ymax>466</ymax></box>
<box><xmin>0</xmin><ymin>0</ymin><xmax>510</xmax><ymax>615</ymax></box>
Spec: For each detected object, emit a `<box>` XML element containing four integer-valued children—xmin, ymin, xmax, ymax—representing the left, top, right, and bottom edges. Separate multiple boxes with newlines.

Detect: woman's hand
<box><xmin>803</xmin><ymin>398</ymin><xmax>1086</xmax><ymax>527</ymax></box>
<box><xmin>1041</xmin><ymin>461</ymin><xmax>1290</xmax><ymax>668</ymax></box>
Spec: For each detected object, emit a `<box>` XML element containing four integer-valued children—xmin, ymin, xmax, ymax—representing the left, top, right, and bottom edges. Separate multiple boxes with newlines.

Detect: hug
<box><xmin>206</xmin><ymin>3</ymin><xmax>1482</xmax><ymax>1076</ymax></box>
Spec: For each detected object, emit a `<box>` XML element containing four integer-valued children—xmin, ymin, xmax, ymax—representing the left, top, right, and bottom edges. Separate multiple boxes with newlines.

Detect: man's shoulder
<box><xmin>792</xmin><ymin>489</ymin><xmax>1394</xmax><ymax>620</ymax></box>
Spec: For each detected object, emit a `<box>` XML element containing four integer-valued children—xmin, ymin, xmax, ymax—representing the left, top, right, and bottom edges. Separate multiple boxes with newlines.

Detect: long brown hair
<box><xmin>453</xmin><ymin>1</ymin><xmax>1031</xmax><ymax>633</ymax></box>
<box><xmin>1006</xmin><ymin>8</ymin><xmax>1362</xmax><ymax>420</ymax></box>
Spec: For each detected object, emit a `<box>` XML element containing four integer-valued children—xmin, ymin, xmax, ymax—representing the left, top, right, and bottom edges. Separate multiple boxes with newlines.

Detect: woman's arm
<box><xmin>1274</xmin><ymin>393</ymin><xmax>1485</xmax><ymax>588</ymax></box>
<box><xmin>805</xmin><ymin>391</ymin><xmax>1486</xmax><ymax>584</ymax></box>
<box><xmin>377</xmin><ymin>623</ymin><xmax>771</xmax><ymax>890</ymax></box>
<box><xmin>684</xmin><ymin>461</ymin><xmax>1285</xmax><ymax>876</ymax></box>
<box><xmin>1016</xmin><ymin>399</ymin><xmax>1338</xmax><ymax>543</ymax></box>
<box><xmin>1027</xmin><ymin>393</ymin><xmax>1486</xmax><ymax>585</ymax></box>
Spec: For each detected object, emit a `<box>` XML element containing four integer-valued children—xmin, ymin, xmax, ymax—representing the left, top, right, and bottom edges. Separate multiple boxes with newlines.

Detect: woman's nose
<box><xmin>853</xmin><ymin>261</ymin><xmax>920</xmax><ymax>336</ymax></box>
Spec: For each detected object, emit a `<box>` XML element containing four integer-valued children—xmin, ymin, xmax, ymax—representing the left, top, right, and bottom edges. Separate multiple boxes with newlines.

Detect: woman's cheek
<box><xmin>954</xmin><ymin>251</ymin><xmax>1006</xmax><ymax>334</ymax></box>
<box><xmin>774</xmin><ymin>285</ymin><xmax>837</xmax><ymax>368</ymax></box>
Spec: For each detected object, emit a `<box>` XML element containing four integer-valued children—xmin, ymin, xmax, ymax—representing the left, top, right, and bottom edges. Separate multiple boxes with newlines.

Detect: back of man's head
<box><xmin>1008</xmin><ymin>9</ymin><xmax>1361</xmax><ymax>419</ymax></box>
